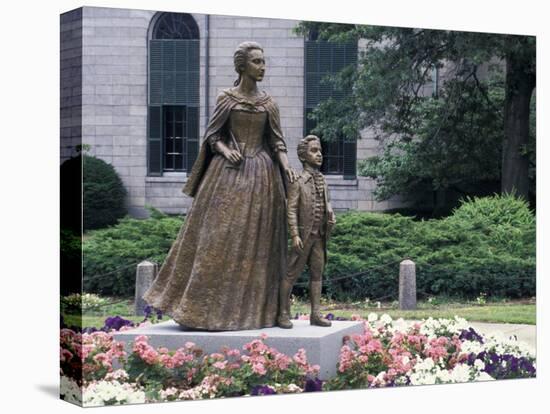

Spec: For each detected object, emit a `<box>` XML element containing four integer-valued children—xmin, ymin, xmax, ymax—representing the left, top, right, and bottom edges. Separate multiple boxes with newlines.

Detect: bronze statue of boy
<box><xmin>277</xmin><ymin>135</ymin><xmax>336</xmax><ymax>329</ymax></box>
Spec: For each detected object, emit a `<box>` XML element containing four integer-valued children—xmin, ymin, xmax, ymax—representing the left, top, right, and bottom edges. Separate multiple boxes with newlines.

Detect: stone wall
<box><xmin>69</xmin><ymin>6</ymin><xmax>410</xmax><ymax>215</ymax></box>
<box><xmin>60</xmin><ymin>8</ymin><xmax>82</xmax><ymax>163</ymax></box>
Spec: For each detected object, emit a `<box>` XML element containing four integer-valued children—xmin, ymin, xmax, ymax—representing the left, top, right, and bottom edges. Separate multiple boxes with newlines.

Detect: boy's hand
<box><xmin>292</xmin><ymin>235</ymin><xmax>304</xmax><ymax>250</ymax></box>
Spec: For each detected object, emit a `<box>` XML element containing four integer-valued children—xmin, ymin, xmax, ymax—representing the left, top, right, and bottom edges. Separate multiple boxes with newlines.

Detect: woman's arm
<box><xmin>276</xmin><ymin>151</ymin><xmax>297</xmax><ymax>183</ymax></box>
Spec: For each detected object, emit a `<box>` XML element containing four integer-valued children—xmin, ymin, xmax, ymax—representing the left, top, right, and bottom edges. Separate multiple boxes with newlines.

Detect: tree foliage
<box><xmin>294</xmin><ymin>23</ymin><xmax>536</xmax><ymax>210</ymax></box>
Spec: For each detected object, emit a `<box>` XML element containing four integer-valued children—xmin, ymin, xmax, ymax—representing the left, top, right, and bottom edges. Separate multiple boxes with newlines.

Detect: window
<box><xmin>304</xmin><ymin>37</ymin><xmax>357</xmax><ymax>179</ymax></box>
<box><xmin>147</xmin><ymin>13</ymin><xmax>200</xmax><ymax>175</ymax></box>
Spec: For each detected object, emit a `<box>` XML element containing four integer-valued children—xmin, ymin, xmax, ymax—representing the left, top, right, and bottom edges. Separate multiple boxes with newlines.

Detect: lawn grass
<box><xmin>291</xmin><ymin>303</ymin><xmax>536</xmax><ymax>325</ymax></box>
<box><xmin>62</xmin><ymin>297</ymin><xmax>536</xmax><ymax>328</ymax></box>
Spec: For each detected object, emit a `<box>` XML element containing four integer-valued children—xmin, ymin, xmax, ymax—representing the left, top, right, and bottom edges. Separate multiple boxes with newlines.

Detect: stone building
<box><xmin>60</xmin><ymin>6</ymin><xmax>407</xmax><ymax>216</ymax></box>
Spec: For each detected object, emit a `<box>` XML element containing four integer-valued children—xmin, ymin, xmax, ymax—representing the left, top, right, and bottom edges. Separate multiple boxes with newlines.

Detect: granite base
<box><xmin>114</xmin><ymin>319</ymin><xmax>364</xmax><ymax>380</ymax></box>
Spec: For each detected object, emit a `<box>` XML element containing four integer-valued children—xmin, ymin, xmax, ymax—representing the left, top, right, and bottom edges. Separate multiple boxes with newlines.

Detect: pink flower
<box><xmin>293</xmin><ymin>348</ymin><xmax>308</xmax><ymax>366</ymax></box>
<box><xmin>252</xmin><ymin>362</ymin><xmax>267</xmax><ymax>375</ymax></box>
<box><xmin>366</xmin><ymin>339</ymin><xmax>382</xmax><ymax>354</ymax></box>
<box><xmin>358</xmin><ymin>355</ymin><xmax>369</xmax><ymax>364</ymax></box>
<box><xmin>212</xmin><ymin>361</ymin><xmax>227</xmax><ymax>370</ymax></box>
<box><xmin>309</xmin><ymin>364</ymin><xmax>321</xmax><ymax>374</ymax></box>
<box><xmin>226</xmin><ymin>348</ymin><xmax>240</xmax><ymax>357</ymax></box>
<box><xmin>274</xmin><ymin>353</ymin><xmax>291</xmax><ymax>370</ymax></box>
<box><xmin>338</xmin><ymin>345</ymin><xmax>355</xmax><ymax>373</ymax></box>
<box><xmin>60</xmin><ymin>348</ymin><xmax>73</xmax><ymax>362</ymax></box>
<box><xmin>260</xmin><ymin>333</ymin><xmax>268</xmax><ymax>340</ymax></box>
<box><xmin>142</xmin><ymin>348</ymin><xmax>159</xmax><ymax>364</ymax></box>
<box><xmin>160</xmin><ymin>354</ymin><xmax>175</xmax><ymax>368</ymax></box>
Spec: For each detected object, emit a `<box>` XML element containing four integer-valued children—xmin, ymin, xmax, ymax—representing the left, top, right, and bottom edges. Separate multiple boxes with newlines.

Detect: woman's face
<box><xmin>243</xmin><ymin>49</ymin><xmax>265</xmax><ymax>82</ymax></box>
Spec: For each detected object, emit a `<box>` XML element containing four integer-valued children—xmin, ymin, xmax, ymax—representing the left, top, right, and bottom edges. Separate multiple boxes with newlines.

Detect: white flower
<box><xmin>391</xmin><ymin>318</ymin><xmax>409</xmax><ymax>333</ymax></box>
<box><xmin>60</xmin><ymin>375</ymin><xmax>82</xmax><ymax>405</ymax></box>
<box><xmin>448</xmin><ymin>363</ymin><xmax>472</xmax><ymax>383</ymax></box>
<box><xmin>474</xmin><ymin>359</ymin><xmax>485</xmax><ymax>371</ymax></box>
<box><xmin>436</xmin><ymin>369</ymin><xmax>451</xmax><ymax>383</ymax></box>
<box><xmin>367</xmin><ymin>313</ymin><xmax>378</xmax><ymax>322</ymax></box>
<box><xmin>461</xmin><ymin>340</ymin><xmax>484</xmax><ymax>355</ymax></box>
<box><xmin>410</xmin><ymin>371</ymin><xmax>436</xmax><ymax>386</ymax></box>
<box><xmin>83</xmin><ymin>381</ymin><xmax>146</xmax><ymax>407</ymax></box>
<box><xmin>104</xmin><ymin>369</ymin><xmax>129</xmax><ymax>382</ymax></box>
<box><xmin>417</xmin><ymin>358</ymin><xmax>435</xmax><ymax>371</ymax></box>
<box><xmin>380</xmin><ymin>314</ymin><xmax>393</xmax><ymax>325</ymax></box>
<box><xmin>476</xmin><ymin>371</ymin><xmax>495</xmax><ymax>382</ymax></box>
<box><xmin>284</xmin><ymin>384</ymin><xmax>303</xmax><ymax>393</ymax></box>
<box><xmin>160</xmin><ymin>387</ymin><xmax>179</xmax><ymax>400</ymax></box>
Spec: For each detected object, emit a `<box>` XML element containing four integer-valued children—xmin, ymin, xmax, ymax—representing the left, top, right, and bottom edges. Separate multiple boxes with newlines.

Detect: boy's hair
<box><xmin>297</xmin><ymin>135</ymin><xmax>321</xmax><ymax>163</ymax></box>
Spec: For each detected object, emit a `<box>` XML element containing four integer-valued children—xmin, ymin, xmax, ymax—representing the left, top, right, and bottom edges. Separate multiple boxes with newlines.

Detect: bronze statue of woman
<box><xmin>143</xmin><ymin>41</ymin><xmax>296</xmax><ymax>331</ymax></box>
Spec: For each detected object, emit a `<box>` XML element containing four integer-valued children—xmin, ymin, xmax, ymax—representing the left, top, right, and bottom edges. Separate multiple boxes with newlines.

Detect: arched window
<box><xmin>153</xmin><ymin>13</ymin><xmax>199</xmax><ymax>39</ymax></box>
<box><xmin>147</xmin><ymin>13</ymin><xmax>200</xmax><ymax>175</ymax></box>
<box><xmin>304</xmin><ymin>34</ymin><xmax>357</xmax><ymax>179</ymax></box>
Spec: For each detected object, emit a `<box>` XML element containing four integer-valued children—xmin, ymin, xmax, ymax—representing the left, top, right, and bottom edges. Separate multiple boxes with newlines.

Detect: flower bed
<box><xmin>60</xmin><ymin>314</ymin><xmax>536</xmax><ymax>407</ymax></box>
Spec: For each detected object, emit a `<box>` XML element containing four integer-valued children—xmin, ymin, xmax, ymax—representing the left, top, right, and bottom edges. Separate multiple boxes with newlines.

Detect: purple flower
<box><xmin>473</xmin><ymin>351</ymin><xmax>536</xmax><ymax>379</ymax></box>
<box><xmin>304</xmin><ymin>378</ymin><xmax>323</xmax><ymax>392</ymax></box>
<box><xmin>459</xmin><ymin>328</ymin><xmax>484</xmax><ymax>343</ymax></box>
<box><xmin>250</xmin><ymin>385</ymin><xmax>276</xmax><ymax>396</ymax></box>
<box><xmin>143</xmin><ymin>305</ymin><xmax>153</xmax><ymax>318</ymax></box>
<box><xmin>104</xmin><ymin>315</ymin><xmax>134</xmax><ymax>331</ymax></box>
<box><xmin>325</xmin><ymin>313</ymin><xmax>334</xmax><ymax>321</ymax></box>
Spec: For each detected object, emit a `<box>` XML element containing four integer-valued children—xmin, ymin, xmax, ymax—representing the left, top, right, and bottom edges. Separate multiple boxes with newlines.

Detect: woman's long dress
<box><xmin>143</xmin><ymin>89</ymin><xmax>287</xmax><ymax>331</ymax></box>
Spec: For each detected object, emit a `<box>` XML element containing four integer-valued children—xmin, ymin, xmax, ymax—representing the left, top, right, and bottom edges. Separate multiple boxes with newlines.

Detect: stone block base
<box><xmin>114</xmin><ymin>320</ymin><xmax>364</xmax><ymax>380</ymax></box>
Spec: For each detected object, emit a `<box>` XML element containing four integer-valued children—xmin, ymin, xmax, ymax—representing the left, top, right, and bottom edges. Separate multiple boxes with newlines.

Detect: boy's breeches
<box><xmin>285</xmin><ymin>233</ymin><xmax>325</xmax><ymax>283</ymax></box>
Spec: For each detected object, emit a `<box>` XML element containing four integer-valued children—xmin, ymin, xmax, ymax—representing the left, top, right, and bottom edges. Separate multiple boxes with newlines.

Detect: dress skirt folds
<box><xmin>143</xmin><ymin>88</ymin><xmax>287</xmax><ymax>330</ymax></box>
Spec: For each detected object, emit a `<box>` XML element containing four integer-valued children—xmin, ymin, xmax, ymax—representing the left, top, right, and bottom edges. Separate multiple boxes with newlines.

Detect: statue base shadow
<box><xmin>114</xmin><ymin>319</ymin><xmax>364</xmax><ymax>380</ymax></box>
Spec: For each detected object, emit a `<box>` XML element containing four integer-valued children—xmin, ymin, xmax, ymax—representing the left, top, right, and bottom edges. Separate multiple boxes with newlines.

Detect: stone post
<box><xmin>134</xmin><ymin>260</ymin><xmax>157</xmax><ymax>316</ymax></box>
<box><xmin>399</xmin><ymin>259</ymin><xmax>416</xmax><ymax>310</ymax></box>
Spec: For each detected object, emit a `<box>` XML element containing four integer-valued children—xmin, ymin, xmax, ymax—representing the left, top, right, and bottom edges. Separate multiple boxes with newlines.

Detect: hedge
<box><xmin>83</xmin><ymin>194</ymin><xmax>535</xmax><ymax>300</ymax></box>
<box><xmin>83</xmin><ymin>209</ymin><xmax>183</xmax><ymax>296</ymax></box>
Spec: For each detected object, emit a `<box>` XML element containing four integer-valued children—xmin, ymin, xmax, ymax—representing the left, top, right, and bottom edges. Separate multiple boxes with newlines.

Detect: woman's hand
<box><xmin>215</xmin><ymin>141</ymin><xmax>243</xmax><ymax>165</ymax></box>
<box><xmin>285</xmin><ymin>167</ymin><xmax>298</xmax><ymax>183</ymax></box>
<box><xmin>224</xmin><ymin>149</ymin><xmax>243</xmax><ymax>165</ymax></box>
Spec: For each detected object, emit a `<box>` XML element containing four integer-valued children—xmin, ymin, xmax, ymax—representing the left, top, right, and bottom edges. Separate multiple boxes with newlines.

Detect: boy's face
<box><xmin>303</xmin><ymin>139</ymin><xmax>323</xmax><ymax>168</ymax></box>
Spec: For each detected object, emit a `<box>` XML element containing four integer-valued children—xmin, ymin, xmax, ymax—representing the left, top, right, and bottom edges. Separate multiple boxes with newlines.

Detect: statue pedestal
<box><xmin>114</xmin><ymin>319</ymin><xmax>364</xmax><ymax>380</ymax></box>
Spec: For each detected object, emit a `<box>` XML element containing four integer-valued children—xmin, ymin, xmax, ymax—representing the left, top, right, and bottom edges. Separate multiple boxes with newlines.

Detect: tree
<box><xmin>295</xmin><ymin>23</ymin><xmax>536</xmax><ymax>208</ymax></box>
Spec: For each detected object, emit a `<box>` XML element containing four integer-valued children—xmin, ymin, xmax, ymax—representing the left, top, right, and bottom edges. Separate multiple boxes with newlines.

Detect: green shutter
<box><xmin>150</xmin><ymin>41</ymin><xmax>162</xmax><ymax>105</ymax></box>
<box><xmin>149</xmin><ymin>39</ymin><xmax>200</xmax><ymax>175</ymax></box>
<box><xmin>149</xmin><ymin>39</ymin><xmax>200</xmax><ymax>106</ymax></box>
<box><xmin>148</xmin><ymin>106</ymin><xmax>162</xmax><ymax>175</ymax></box>
<box><xmin>185</xmin><ymin>106</ymin><xmax>199</xmax><ymax>172</ymax></box>
<box><xmin>304</xmin><ymin>39</ymin><xmax>358</xmax><ymax>178</ymax></box>
<box><xmin>343</xmin><ymin>138</ymin><xmax>357</xmax><ymax>180</ymax></box>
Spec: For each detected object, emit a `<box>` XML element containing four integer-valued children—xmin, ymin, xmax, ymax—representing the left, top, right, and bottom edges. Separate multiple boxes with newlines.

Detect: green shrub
<box><xmin>83</xmin><ymin>155</ymin><xmax>127</xmax><ymax>230</ymax></box>
<box><xmin>320</xmin><ymin>194</ymin><xmax>535</xmax><ymax>301</ymax></box>
<box><xmin>83</xmin><ymin>194</ymin><xmax>535</xmax><ymax>301</ymax></box>
<box><xmin>83</xmin><ymin>209</ymin><xmax>183</xmax><ymax>296</ymax></box>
